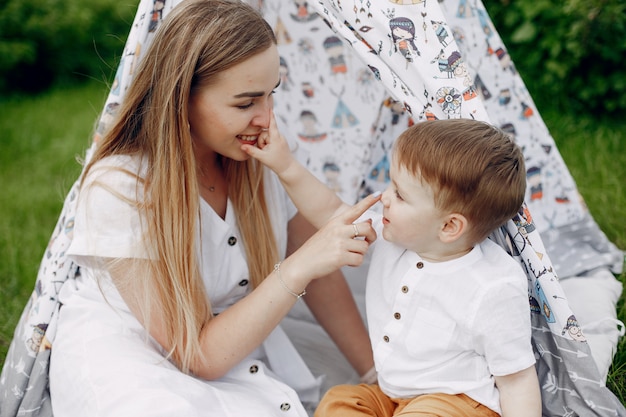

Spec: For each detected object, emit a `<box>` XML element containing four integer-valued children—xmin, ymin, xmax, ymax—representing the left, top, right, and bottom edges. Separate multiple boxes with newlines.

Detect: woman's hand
<box><xmin>278</xmin><ymin>192</ymin><xmax>381</xmax><ymax>292</ymax></box>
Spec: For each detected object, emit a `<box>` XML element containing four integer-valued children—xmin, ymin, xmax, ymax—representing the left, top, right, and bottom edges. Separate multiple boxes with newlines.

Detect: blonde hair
<box><xmin>83</xmin><ymin>0</ymin><xmax>278</xmax><ymax>374</ymax></box>
<box><xmin>393</xmin><ymin>119</ymin><xmax>526</xmax><ymax>243</ymax></box>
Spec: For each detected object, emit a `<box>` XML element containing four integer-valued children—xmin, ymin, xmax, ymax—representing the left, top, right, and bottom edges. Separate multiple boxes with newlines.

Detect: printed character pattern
<box><xmin>1</xmin><ymin>1</ymin><xmax>624</xmax><ymax>417</ymax></box>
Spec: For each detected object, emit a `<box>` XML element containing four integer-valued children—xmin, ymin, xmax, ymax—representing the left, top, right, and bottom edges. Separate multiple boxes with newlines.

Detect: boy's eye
<box><xmin>394</xmin><ymin>189</ymin><xmax>403</xmax><ymax>200</ymax></box>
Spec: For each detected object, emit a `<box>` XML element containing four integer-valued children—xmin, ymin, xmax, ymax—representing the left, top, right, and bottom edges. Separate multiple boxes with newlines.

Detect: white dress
<box><xmin>49</xmin><ymin>155</ymin><xmax>321</xmax><ymax>417</ymax></box>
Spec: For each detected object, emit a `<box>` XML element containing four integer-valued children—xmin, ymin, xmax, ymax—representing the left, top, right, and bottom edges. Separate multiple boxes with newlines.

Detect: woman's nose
<box><xmin>253</xmin><ymin>98</ymin><xmax>273</xmax><ymax>127</ymax></box>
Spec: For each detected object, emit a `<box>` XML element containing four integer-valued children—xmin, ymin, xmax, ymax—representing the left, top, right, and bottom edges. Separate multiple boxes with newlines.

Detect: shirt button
<box><xmin>228</xmin><ymin>236</ymin><xmax>237</xmax><ymax>246</ymax></box>
<box><xmin>280</xmin><ymin>403</ymin><xmax>291</xmax><ymax>411</ymax></box>
<box><xmin>238</xmin><ymin>279</ymin><xmax>249</xmax><ymax>287</ymax></box>
<box><xmin>249</xmin><ymin>365</ymin><xmax>258</xmax><ymax>374</ymax></box>
<box><xmin>416</xmin><ymin>262</ymin><xmax>424</xmax><ymax>269</ymax></box>
<box><xmin>383</xmin><ymin>335</ymin><xmax>389</xmax><ymax>343</ymax></box>
<box><xmin>401</xmin><ymin>286</ymin><xmax>409</xmax><ymax>293</ymax></box>
<box><xmin>394</xmin><ymin>312</ymin><xmax>401</xmax><ymax>320</ymax></box>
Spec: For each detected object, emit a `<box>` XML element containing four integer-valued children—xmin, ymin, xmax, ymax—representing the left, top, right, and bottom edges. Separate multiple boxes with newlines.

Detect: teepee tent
<box><xmin>1</xmin><ymin>0</ymin><xmax>624</xmax><ymax>416</ymax></box>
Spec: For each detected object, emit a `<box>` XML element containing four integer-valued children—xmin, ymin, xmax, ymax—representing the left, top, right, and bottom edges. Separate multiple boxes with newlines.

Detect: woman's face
<box><xmin>188</xmin><ymin>44</ymin><xmax>280</xmax><ymax>163</ymax></box>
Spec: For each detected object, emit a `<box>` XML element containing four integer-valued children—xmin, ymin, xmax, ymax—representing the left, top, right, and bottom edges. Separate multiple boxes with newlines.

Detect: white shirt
<box><xmin>366</xmin><ymin>217</ymin><xmax>535</xmax><ymax>414</ymax></box>
<box><xmin>67</xmin><ymin>154</ymin><xmax>296</xmax><ymax>310</ymax></box>
<box><xmin>50</xmin><ymin>155</ymin><xmax>317</xmax><ymax>417</ymax></box>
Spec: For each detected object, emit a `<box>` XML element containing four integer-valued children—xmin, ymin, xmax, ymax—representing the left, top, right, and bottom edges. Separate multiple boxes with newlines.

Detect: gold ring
<box><xmin>353</xmin><ymin>223</ymin><xmax>359</xmax><ymax>238</ymax></box>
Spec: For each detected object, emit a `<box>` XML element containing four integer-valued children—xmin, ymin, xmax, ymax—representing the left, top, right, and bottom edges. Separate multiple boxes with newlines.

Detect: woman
<box><xmin>48</xmin><ymin>0</ymin><xmax>377</xmax><ymax>415</ymax></box>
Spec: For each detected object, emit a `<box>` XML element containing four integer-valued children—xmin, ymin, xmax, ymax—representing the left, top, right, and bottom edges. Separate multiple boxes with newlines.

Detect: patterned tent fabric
<box><xmin>1</xmin><ymin>0</ymin><xmax>624</xmax><ymax>416</ymax></box>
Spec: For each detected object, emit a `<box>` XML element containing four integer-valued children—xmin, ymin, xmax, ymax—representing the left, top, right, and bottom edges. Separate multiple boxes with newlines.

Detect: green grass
<box><xmin>0</xmin><ymin>83</ymin><xmax>625</xmax><ymax>403</ymax></box>
<box><xmin>0</xmin><ymin>81</ymin><xmax>109</xmax><ymax>355</ymax></box>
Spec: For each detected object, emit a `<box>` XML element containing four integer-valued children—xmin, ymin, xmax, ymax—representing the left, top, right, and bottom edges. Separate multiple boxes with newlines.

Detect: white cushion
<box><xmin>560</xmin><ymin>268</ymin><xmax>624</xmax><ymax>381</ymax></box>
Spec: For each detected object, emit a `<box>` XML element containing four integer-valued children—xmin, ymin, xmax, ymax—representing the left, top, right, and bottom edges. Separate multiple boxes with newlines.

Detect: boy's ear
<box><xmin>439</xmin><ymin>213</ymin><xmax>468</xmax><ymax>243</ymax></box>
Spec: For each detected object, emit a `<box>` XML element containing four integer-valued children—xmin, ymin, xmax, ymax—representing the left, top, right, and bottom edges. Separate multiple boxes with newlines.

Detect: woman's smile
<box><xmin>237</xmin><ymin>134</ymin><xmax>260</xmax><ymax>145</ymax></box>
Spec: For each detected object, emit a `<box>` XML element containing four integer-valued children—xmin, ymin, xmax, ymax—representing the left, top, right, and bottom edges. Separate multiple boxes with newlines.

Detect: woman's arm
<box><xmin>110</xmin><ymin>195</ymin><xmax>379</xmax><ymax>380</ymax></box>
<box><xmin>244</xmin><ymin>112</ymin><xmax>378</xmax><ymax>376</ymax></box>
<box><xmin>287</xmin><ymin>213</ymin><xmax>374</xmax><ymax>377</ymax></box>
<box><xmin>495</xmin><ymin>365</ymin><xmax>541</xmax><ymax>417</ymax></box>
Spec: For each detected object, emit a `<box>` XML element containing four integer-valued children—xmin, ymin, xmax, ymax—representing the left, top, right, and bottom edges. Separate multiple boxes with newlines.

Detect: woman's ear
<box><xmin>439</xmin><ymin>213</ymin><xmax>468</xmax><ymax>243</ymax></box>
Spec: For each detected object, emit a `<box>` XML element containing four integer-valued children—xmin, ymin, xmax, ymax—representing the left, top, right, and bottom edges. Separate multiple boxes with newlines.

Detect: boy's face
<box><xmin>380</xmin><ymin>160</ymin><xmax>446</xmax><ymax>257</ymax></box>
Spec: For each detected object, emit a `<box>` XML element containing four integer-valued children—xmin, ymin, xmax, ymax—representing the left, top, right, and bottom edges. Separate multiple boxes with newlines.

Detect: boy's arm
<box><xmin>495</xmin><ymin>365</ymin><xmax>541</xmax><ymax>417</ymax></box>
<box><xmin>243</xmin><ymin>111</ymin><xmax>348</xmax><ymax>229</ymax></box>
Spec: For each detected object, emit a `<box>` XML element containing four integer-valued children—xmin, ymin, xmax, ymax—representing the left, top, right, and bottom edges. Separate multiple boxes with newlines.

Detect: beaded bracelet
<box><xmin>274</xmin><ymin>262</ymin><xmax>306</xmax><ymax>299</ymax></box>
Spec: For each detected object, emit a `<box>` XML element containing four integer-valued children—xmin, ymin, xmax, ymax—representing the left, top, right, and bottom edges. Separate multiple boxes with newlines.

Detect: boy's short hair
<box><xmin>393</xmin><ymin>119</ymin><xmax>526</xmax><ymax>243</ymax></box>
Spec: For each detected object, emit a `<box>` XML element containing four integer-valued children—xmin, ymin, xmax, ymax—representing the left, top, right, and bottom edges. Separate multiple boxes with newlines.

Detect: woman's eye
<box><xmin>237</xmin><ymin>102</ymin><xmax>254</xmax><ymax>110</ymax></box>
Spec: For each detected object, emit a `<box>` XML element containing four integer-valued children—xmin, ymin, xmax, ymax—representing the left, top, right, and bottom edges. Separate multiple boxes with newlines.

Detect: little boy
<box><xmin>244</xmin><ymin>116</ymin><xmax>541</xmax><ymax>417</ymax></box>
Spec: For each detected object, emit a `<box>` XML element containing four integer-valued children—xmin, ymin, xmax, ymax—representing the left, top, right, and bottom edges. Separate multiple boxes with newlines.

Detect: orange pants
<box><xmin>315</xmin><ymin>384</ymin><xmax>500</xmax><ymax>417</ymax></box>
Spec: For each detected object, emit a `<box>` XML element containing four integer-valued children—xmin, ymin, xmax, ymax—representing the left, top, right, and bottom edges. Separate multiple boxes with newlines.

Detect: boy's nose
<box><xmin>381</xmin><ymin>187</ymin><xmax>392</xmax><ymax>206</ymax></box>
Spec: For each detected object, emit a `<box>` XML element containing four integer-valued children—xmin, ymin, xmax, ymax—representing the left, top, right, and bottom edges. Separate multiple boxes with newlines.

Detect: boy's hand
<box><xmin>242</xmin><ymin>110</ymin><xmax>295</xmax><ymax>176</ymax></box>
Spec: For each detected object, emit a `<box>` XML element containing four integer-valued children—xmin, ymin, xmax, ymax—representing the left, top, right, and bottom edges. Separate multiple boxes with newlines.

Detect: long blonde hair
<box><xmin>83</xmin><ymin>0</ymin><xmax>278</xmax><ymax>374</ymax></box>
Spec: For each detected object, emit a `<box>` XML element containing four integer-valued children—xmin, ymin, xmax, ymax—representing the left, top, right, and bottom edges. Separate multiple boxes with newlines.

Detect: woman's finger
<box><xmin>351</xmin><ymin>219</ymin><xmax>376</xmax><ymax>244</ymax></box>
<box><xmin>338</xmin><ymin>192</ymin><xmax>381</xmax><ymax>225</ymax></box>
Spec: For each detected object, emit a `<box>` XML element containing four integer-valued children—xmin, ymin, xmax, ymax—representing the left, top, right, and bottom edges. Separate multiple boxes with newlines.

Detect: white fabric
<box><xmin>1</xmin><ymin>0</ymin><xmax>623</xmax><ymax>415</ymax></box>
<box><xmin>49</xmin><ymin>155</ymin><xmax>319</xmax><ymax>417</ymax></box>
<box><xmin>560</xmin><ymin>269</ymin><xmax>625</xmax><ymax>382</ymax></box>
<box><xmin>364</xmin><ymin>217</ymin><xmax>534</xmax><ymax>414</ymax></box>
<box><xmin>66</xmin><ymin>156</ymin><xmax>152</xmax><ymax>262</ymax></box>
<box><xmin>284</xmin><ymin>258</ymin><xmax>624</xmax><ymax>399</ymax></box>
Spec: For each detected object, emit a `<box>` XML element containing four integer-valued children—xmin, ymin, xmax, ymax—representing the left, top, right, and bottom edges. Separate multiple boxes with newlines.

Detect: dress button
<box><xmin>416</xmin><ymin>261</ymin><xmax>424</xmax><ymax>269</ymax></box>
<box><xmin>383</xmin><ymin>335</ymin><xmax>389</xmax><ymax>342</ymax></box>
<box><xmin>238</xmin><ymin>279</ymin><xmax>249</xmax><ymax>287</ymax></box>
<box><xmin>401</xmin><ymin>285</ymin><xmax>409</xmax><ymax>293</ymax></box>
<box><xmin>228</xmin><ymin>236</ymin><xmax>237</xmax><ymax>246</ymax></box>
<box><xmin>394</xmin><ymin>312</ymin><xmax>401</xmax><ymax>320</ymax></box>
<box><xmin>280</xmin><ymin>403</ymin><xmax>291</xmax><ymax>411</ymax></box>
<box><xmin>249</xmin><ymin>365</ymin><xmax>258</xmax><ymax>374</ymax></box>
